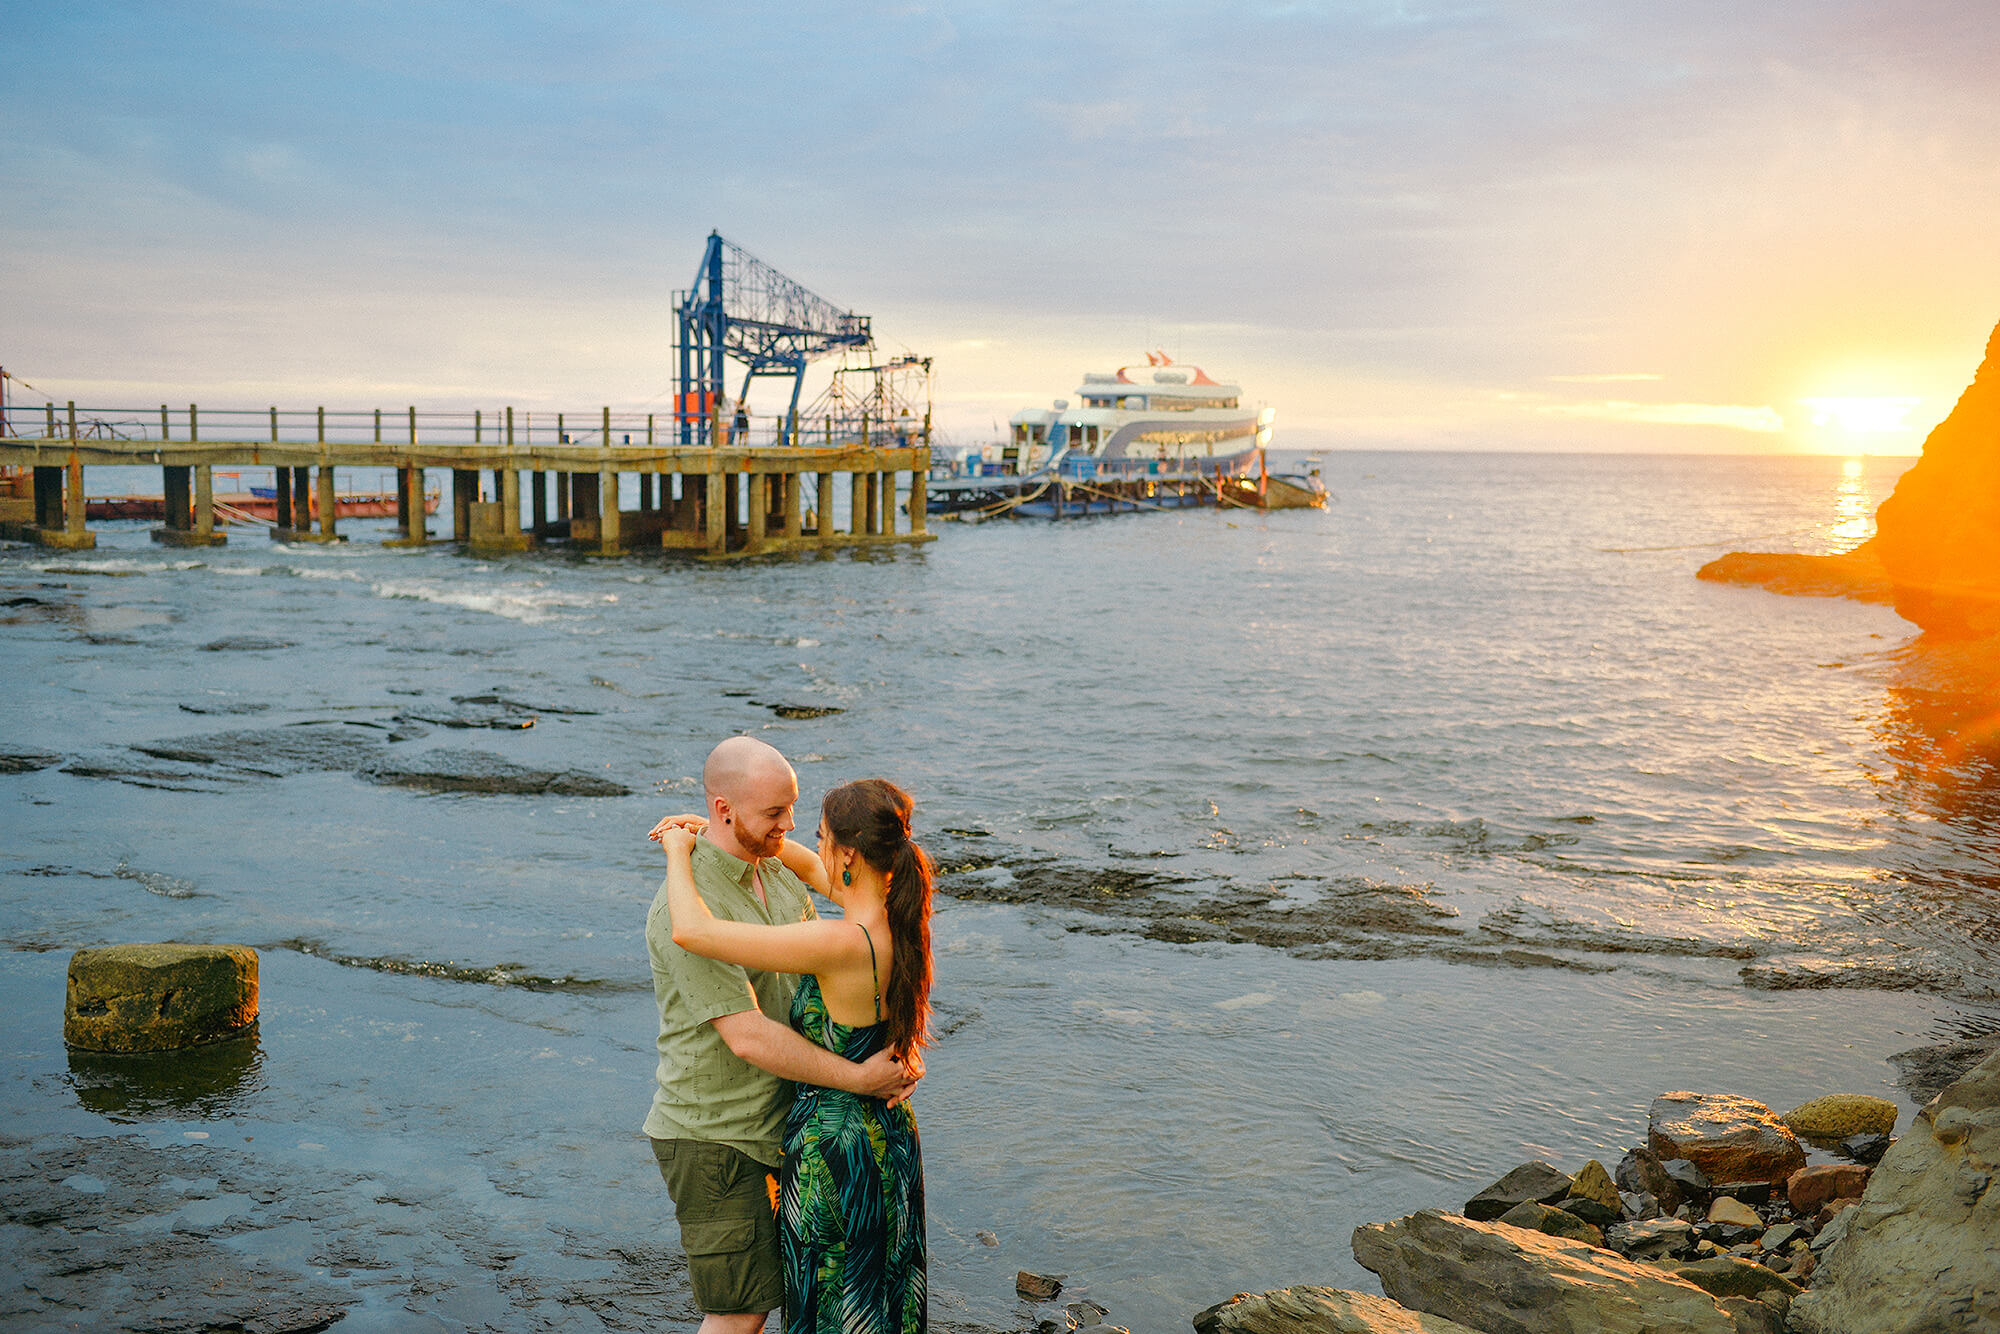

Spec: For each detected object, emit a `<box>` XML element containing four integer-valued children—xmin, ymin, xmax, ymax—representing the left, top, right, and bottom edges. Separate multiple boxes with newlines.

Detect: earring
<box><xmin>841</xmin><ymin>868</ymin><xmax>852</xmax><ymax>886</ymax></box>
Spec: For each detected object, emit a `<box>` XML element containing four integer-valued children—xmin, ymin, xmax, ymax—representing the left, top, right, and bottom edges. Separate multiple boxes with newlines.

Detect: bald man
<box><xmin>643</xmin><ymin>736</ymin><xmax>912</xmax><ymax>1334</ymax></box>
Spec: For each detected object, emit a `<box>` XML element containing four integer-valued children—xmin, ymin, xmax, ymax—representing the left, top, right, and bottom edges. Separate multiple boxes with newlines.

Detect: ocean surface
<box><xmin>5</xmin><ymin>450</ymin><xmax>1998</xmax><ymax>1332</ymax></box>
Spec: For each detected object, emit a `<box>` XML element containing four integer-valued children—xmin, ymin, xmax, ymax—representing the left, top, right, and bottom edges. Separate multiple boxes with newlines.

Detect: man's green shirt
<box><xmin>643</xmin><ymin>837</ymin><xmax>817</xmax><ymax>1166</ymax></box>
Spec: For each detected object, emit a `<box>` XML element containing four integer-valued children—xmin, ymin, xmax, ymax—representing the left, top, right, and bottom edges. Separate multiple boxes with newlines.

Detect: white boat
<box><xmin>929</xmin><ymin>356</ymin><xmax>1283</xmax><ymax>518</ymax></box>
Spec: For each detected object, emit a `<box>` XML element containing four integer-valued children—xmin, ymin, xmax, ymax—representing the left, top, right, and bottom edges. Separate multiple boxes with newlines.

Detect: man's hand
<box><xmin>853</xmin><ymin>1048</ymin><xmax>920</xmax><ymax>1108</ymax></box>
<box><xmin>649</xmin><ymin>812</ymin><xmax>707</xmax><ymax>845</ymax></box>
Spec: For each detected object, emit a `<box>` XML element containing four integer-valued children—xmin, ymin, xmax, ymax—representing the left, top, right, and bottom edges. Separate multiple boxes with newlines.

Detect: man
<box><xmin>644</xmin><ymin>736</ymin><xmax>915</xmax><ymax>1334</ymax></box>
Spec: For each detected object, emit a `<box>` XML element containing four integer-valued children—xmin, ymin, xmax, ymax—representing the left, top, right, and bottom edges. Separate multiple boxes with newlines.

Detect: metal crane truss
<box><xmin>803</xmin><ymin>354</ymin><xmax>933</xmax><ymax>450</ymax></box>
<box><xmin>673</xmin><ymin>233</ymin><xmax>874</xmax><ymax>446</ymax></box>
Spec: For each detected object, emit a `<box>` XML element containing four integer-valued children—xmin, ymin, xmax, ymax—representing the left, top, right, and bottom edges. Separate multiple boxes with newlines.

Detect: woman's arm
<box><xmin>662</xmin><ymin>829</ymin><xmax>860</xmax><ymax>975</ymax></box>
<box><xmin>774</xmin><ymin>836</ymin><xmax>831</xmax><ymax>896</ymax></box>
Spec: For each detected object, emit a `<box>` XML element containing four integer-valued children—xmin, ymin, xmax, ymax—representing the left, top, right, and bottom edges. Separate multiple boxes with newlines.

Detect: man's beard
<box><xmin>738</xmin><ymin>821</ymin><xmax>786</xmax><ymax>859</ymax></box>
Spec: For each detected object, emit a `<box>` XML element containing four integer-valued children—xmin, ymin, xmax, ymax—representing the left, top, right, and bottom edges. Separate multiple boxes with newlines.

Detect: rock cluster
<box><xmin>1194</xmin><ymin>1081</ymin><xmax>1923</xmax><ymax>1334</ymax></box>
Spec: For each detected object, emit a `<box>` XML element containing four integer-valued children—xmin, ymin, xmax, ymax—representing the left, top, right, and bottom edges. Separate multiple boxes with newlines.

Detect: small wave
<box><xmin>113</xmin><ymin>859</ymin><xmax>200</xmax><ymax>899</ymax></box>
<box><xmin>273</xmin><ymin>938</ymin><xmax>639</xmax><ymax>993</ymax></box>
<box><xmin>368</xmin><ymin>578</ymin><xmax>619</xmax><ymax>625</ymax></box>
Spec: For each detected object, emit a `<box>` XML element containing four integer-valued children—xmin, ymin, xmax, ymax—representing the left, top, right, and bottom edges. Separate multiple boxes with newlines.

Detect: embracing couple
<box><xmin>643</xmin><ymin>735</ymin><xmax>933</xmax><ymax>1333</ymax></box>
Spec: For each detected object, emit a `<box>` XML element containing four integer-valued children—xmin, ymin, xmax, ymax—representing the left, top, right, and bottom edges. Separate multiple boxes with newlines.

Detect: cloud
<box><xmin>1535</xmin><ymin>400</ymin><xmax>1787</xmax><ymax>433</ymax></box>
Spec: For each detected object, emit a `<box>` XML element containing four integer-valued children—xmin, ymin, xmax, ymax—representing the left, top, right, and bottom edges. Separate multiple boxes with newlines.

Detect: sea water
<box><xmin>3</xmin><ymin>451</ymin><xmax>1996</xmax><ymax>1332</ymax></box>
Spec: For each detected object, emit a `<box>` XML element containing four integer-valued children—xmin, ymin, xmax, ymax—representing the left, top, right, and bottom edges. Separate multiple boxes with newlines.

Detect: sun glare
<box><xmin>1801</xmin><ymin>396</ymin><xmax>1921</xmax><ymax>434</ymax></box>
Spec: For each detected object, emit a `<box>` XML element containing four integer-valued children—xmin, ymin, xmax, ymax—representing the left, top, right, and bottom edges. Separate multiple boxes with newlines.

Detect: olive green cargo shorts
<box><xmin>651</xmin><ymin>1137</ymin><xmax>783</xmax><ymax>1316</ymax></box>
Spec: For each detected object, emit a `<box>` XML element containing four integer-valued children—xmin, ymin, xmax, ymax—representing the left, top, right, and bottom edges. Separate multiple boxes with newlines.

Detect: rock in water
<box><xmin>1788</xmin><ymin>1048</ymin><xmax>2000</xmax><ymax>1334</ymax></box>
<box><xmin>1351</xmin><ymin>1210</ymin><xmax>1736</xmax><ymax>1334</ymax></box>
<box><xmin>1647</xmin><ymin>1092</ymin><xmax>1805</xmax><ymax>1186</ymax></box>
<box><xmin>1558</xmin><ymin>1159</ymin><xmax>1621</xmax><ymax>1226</ymax></box>
<box><xmin>1873</xmin><ymin>320</ymin><xmax>2000</xmax><ymax>636</ymax></box>
<box><xmin>64</xmin><ymin>944</ymin><xmax>258</xmax><ymax>1052</ymax></box>
<box><xmin>1463</xmin><ymin>1161</ymin><xmax>1574</xmax><ymax>1221</ymax></box>
<box><xmin>1781</xmin><ymin>1094</ymin><xmax>1898</xmax><ymax>1143</ymax></box>
<box><xmin>1192</xmin><ymin>1286</ymin><xmax>1484</xmax><ymax>1334</ymax></box>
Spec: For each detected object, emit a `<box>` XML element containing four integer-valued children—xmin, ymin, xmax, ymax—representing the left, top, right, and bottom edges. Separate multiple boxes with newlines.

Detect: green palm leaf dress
<box><xmin>782</xmin><ymin>925</ymin><xmax>926</xmax><ymax>1332</ymax></box>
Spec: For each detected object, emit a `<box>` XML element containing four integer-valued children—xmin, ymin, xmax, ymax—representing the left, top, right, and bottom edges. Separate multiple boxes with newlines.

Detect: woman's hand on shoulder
<box><xmin>649</xmin><ymin>812</ymin><xmax>707</xmax><ymax>850</ymax></box>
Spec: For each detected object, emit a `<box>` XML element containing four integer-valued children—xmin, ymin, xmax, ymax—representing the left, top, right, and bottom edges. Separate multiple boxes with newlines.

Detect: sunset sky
<box><xmin>4</xmin><ymin>2</ymin><xmax>1996</xmax><ymax>454</ymax></box>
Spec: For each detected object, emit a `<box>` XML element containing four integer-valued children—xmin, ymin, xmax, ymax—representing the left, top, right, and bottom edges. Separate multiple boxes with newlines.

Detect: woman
<box><xmin>658</xmin><ymin>777</ymin><xmax>932</xmax><ymax>1334</ymax></box>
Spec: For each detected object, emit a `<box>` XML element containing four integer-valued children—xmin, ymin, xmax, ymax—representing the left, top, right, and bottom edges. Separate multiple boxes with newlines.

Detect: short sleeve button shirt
<box><xmin>642</xmin><ymin>837</ymin><xmax>817</xmax><ymax>1166</ymax></box>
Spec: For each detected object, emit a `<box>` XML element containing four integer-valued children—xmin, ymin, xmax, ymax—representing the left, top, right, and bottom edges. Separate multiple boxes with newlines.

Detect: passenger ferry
<box><xmin>928</xmin><ymin>356</ymin><xmax>1318</xmax><ymax>518</ymax></box>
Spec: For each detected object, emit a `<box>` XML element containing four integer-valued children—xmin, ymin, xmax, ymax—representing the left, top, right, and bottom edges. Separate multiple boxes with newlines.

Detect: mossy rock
<box><xmin>1781</xmin><ymin>1094</ymin><xmax>1898</xmax><ymax>1143</ymax></box>
<box><xmin>65</xmin><ymin>943</ymin><xmax>259</xmax><ymax>1052</ymax></box>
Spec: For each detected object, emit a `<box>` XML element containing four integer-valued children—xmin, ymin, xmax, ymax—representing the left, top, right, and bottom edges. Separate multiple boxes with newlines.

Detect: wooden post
<box><xmin>911</xmin><ymin>467</ymin><xmax>928</xmax><ymax>535</ymax></box>
<box><xmin>848</xmin><ymin>471</ymin><xmax>864</xmax><ymax>537</ymax></box>
<box><xmin>533</xmin><ymin>472</ymin><xmax>548</xmax><ymax>530</ymax></box>
<box><xmin>317</xmin><ymin>409</ymin><xmax>338</xmax><ymax>541</ymax></box>
<box><xmin>864</xmin><ymin>470</ymin><xmax>881</xmax><ymax>536</ymax></box>
<box><xmin>639</xmin><ymin>473</ymin><xmax>654</xmax><ymax>510</ymax></box>
<box><xmin>557</xmin><ymin>473</ymin><xmax>570</xmax><ymax>521</ymax></box>
<box><xmin>317</xmin><ymin>465</ymin><xmax>338</xmax><ymax>540</ymax></box>
<box><xmin>783</xmin><ymin>469</ymin><xmax>802</xmax><ymax>540</ymax></box>
<box><xmin>817</xmin><ymin>471</ymin><xmax>835</xmax><ymax>539</ymax></box>
<box><xmin>704</xmin><ymin>469</ymin><xmax>726</xmax><ymax>555</ymax></box>
<box><xmin>292</xmin><ymin>467</ymin><xmax>309</xmax><ymax>525</ymax></box>
<box><xmin>599</xmin><ymin>465</ymin><xmax>622</xmax><ymax>555</ymax></box>
<box><xmin>275</xmin><ymin>467</ymin><xmax>294</xmax><ymax>529</ymax></box>
<box><xmin>193</xmin><ymin>465</ymin><xmax>215</xmax><ymax>540</ymax></box>
<box><xmin>724</xmin><ymin>473</ymin><xmax>740</xmax><ymax>540</ymax></box>
<box><xmin>64</xmin><ymin>403</ymin><xmax>87</xmax><ymax>539</ymax></box>
<box><xmin>500</xmin><ymin>467</ymin><xmax>522</xmax><ymax>538</ymax></box>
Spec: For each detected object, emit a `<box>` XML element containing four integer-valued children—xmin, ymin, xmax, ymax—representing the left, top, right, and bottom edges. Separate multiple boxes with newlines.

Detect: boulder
<box><xmin>1464</xmin><ymin>1161</ymin><xmax>1574</xmax><ymax>1221</ymax></box>
<box><xmin>1839</xmin><ymin>1132</ymin><xmax>1892</xmax><ymax>1164</ymax></box>
<box><xmin>1615</xmin><ymin>1146</ymin><xmax>1683</xmax><ymax>1213</ymax></box>
<box><xmin>1352</xmin><ymin>1209</ymin><xmax>1736</xmax><ymax>1334</ymax></box>
<box><xmin>1695</xmin><ymin>547</ymin><xmax>1893</xmax><ymax>603</ymax></box>
<box><xmin>1192</xmin><ymin>1286</ymin><xmax>1484</xmax><ymax>1334</ymax></box>
<box><xmin>1871</xmin><ymin>319</ymin><xmax>2000</xmax><ymax>635</ymax></box>
<box><xmin>1705</xmin><ymin>1197</ymin><xmax>1761</xmax><ymax>1229</ymax></box>
<box><xmin>1648</xmin><ymin>1093</ymin><xmax>1805</xmax><ymax>1187</ymax></box>
<box><xmin>64</xmin><ymin>944</ymin><xmax>259</xmax><ymax>1052</ymax></box>
<box><xmin>1789</xmin><ymin>1048</ymin><xmax>2000</xmax><ymax>1334</ymax></box>
<box><xmin>1604</xmin><ymin>1218</ymin><xmax>1697</xmax><ymax>1261</ymax></box>
<box><xmin>1781</xmin><ymin>1094</ymin><xmax>1898</xmax><ymax>1143</ymax></box>
<box><xmin>1558</xmin><ymin>1159</ymin><xmax>1621</xmax><ymax>1226</ymax></box>
<box><xmin>1784</xmin><ymin>1163</ymin><xmax>1870</xmax><ymax>1216</ymax></box>
<box><xmin>1670</xmin><ymin>1257</ymin><xmax>1800</xmax><ymax>1307</ymax></box>
<box><xmin>1496</xmin><ymin>1200</ymin><xmax>1603</xmax><ymax>1246</ymax></box>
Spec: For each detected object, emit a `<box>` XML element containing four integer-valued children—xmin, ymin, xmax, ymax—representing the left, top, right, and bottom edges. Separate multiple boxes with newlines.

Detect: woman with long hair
<box><xmin>657</xmin><ymin>777</ymin><xmax>932</xmax><ymax>1333</ymax></box>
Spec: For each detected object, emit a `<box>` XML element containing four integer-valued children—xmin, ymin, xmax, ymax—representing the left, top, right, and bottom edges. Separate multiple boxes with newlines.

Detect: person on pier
<box><xmin>651</xmin><ymin>760</ymin><xmax>933</xmax><ymax>1334</ymax></box>
<box><xmin>643</xmin><ymin>738</ymin><xmax>920</xmax><ymax>1334</ymax></box>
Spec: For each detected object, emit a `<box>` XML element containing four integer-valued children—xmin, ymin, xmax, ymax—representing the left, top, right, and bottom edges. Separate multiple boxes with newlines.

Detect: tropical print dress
<box><xmin>782</xmin><ymin>964</ymin><xmax>927</xmax><ymax>1333</ymax></box>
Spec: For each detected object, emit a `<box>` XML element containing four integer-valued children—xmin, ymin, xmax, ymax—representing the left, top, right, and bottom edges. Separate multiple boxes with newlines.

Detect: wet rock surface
<box><xmin>359</xmin><ymin>748</ymin><xmax>630</xmax><ymax>796</ymax></box>
<box><xmin>0</xmin><ymin>1130</ymin><xmax>701</xmax><ymax>1334</ymax></box>
<box><xmin>1887</xmin><ymin>1034</ymin><xmax>2000</xmax><ymax>1103</ymax></box>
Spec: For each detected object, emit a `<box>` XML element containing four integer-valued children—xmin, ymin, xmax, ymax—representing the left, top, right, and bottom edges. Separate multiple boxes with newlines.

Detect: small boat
<box><xmin>928</xmin><ymin>356</ymin><xmax>1292</xmax><ymax>519</ymax></box>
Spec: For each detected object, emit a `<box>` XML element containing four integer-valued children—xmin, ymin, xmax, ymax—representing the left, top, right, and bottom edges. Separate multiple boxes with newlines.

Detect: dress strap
<box><xmin>855</xmin><ymin>923</ymin><xmax>881</xmax><ymax>1023</ymax></box>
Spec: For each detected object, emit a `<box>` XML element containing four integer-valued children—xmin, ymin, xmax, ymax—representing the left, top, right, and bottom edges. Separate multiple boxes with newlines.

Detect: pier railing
<box><xmin>0</xmin><ymin>402</ymin><xmax>925</xmax><ymax>453</ymax></box>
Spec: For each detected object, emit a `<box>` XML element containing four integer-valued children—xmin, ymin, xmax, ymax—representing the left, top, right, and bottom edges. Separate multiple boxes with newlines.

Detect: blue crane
<box><xmin>674</xmin><ymin>232</ymin><xmax>874</xmax><ymax>447</ymax></box>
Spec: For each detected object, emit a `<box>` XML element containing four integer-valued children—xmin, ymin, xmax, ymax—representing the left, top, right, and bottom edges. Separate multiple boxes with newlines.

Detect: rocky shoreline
<box><xmin>1148</xmin><ymin>1039</ymin><xmax>2000</xmax><ymax>1334</ymax></box>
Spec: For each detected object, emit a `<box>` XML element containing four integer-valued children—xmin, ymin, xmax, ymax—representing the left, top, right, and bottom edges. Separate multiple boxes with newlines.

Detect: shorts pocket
<box><xmin>681</xmin><ymin>1215</ymin><xmax>757</xmax><ymax>1257</ymax></box>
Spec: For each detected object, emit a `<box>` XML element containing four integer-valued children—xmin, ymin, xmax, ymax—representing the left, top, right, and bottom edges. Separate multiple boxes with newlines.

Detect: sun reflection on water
<box><xmin>1831</xmin><ymin>457</ymin><xmax>1873</xmax><ymax>545</ymax></box>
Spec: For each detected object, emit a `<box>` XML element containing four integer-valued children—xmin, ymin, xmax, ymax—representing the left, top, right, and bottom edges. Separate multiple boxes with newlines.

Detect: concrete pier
<box><xmin>1</xmin><ymin>401</ymin><xmax>932</xmax><ymax>559</ymax></box>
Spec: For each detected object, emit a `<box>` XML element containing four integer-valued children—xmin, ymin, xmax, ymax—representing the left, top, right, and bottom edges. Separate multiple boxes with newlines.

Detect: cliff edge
<box><xmin>1700</xmin><ymin>318</ymin><xmax>2000</xmax><ymax>637</ymax></box>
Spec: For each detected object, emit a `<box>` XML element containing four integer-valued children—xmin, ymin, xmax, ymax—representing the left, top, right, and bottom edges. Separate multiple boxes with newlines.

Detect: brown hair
<box><xmin>821</xmin><ymin>778</ymin><xmax>933</xmax><ymax>1064</ymax></box>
